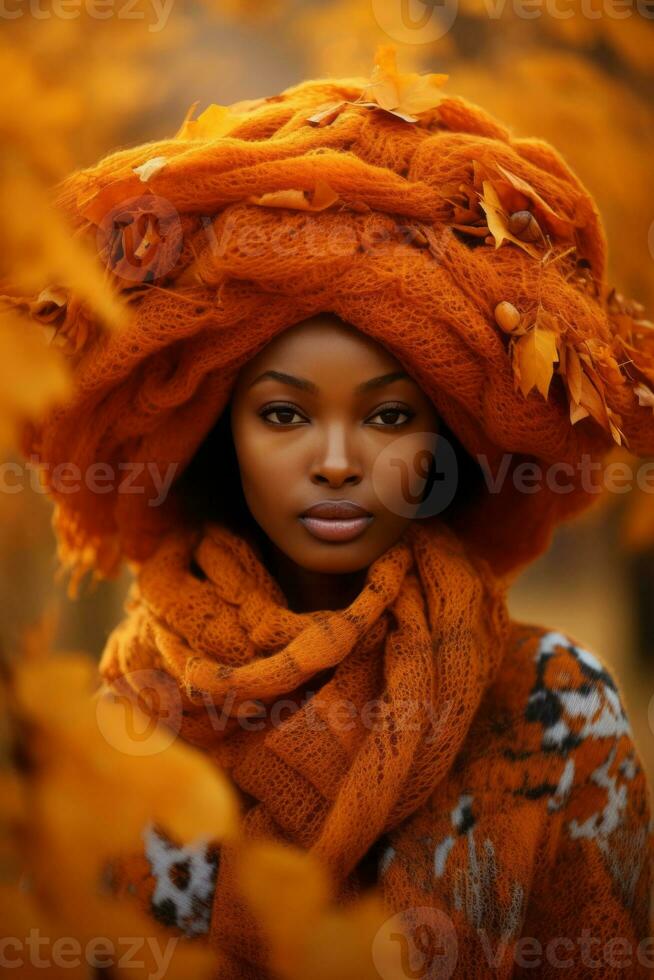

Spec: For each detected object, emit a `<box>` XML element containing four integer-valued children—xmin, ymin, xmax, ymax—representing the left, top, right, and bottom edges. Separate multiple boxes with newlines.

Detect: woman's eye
<box><xmin>367</xmin><ymin>406</ymin><xmax>413</xmax><ymax>427</ymax></box>
<box><xmin>260</xmin><ymin>405</ymin><xmax>306</xmax><ymax>425</ymax></box>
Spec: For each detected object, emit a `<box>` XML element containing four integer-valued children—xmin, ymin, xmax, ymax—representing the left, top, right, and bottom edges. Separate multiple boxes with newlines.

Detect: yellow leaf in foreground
<box><xmin>1</xmin><ymin>164</ymin><xmax>125</xmax><ymax>331</ymax></box>
<box><xmin>238</xmin><ymin>840</ymin><xmax>330</xmax><ymax>978</ymax></box>
<box><xmin>2</xmin><ymin>645</ymin><xmax>232</xmax><ymax>977</ymax></box>
<box><xmin>0</xmin><ymin>309</ymin><xmax>71</xmax><ymax>454</ymax></box>
<box><xmin>237</xmin><ymin>838</ymin><xmax>398</xmax><ymax>980</ymax></box>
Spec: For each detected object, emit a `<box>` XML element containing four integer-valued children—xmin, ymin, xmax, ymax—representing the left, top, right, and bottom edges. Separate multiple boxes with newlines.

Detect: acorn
<box><xmin>494</xmin><ymin>301</ymin><xmax>522</xmax><ymax>333</ymax></box>
<box><xmin>508</xmin><ymin>210</ymin><xmax>542</xmax><ymax>243</ymax></box>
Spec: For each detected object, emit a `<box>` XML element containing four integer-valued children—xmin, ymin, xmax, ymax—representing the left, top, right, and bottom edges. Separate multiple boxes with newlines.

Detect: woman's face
<box><xmin>229</xmin><ymin>314</ymin><xmax>441</xmax><ymax>575</ymax></box>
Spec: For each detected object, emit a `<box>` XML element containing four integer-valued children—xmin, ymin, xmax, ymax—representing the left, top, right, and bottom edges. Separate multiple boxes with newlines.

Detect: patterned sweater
<box><xmin>111</xmin><ymin>622</ymin><xmax>654</xmax><ymax>978</ymax></box>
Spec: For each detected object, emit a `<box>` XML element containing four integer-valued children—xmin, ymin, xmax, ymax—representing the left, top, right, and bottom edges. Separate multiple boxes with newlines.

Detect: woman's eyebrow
<box><xmin>248</xmin><ymin>370</ymin><xmax>409</xmax><ymax>394</ymax></box>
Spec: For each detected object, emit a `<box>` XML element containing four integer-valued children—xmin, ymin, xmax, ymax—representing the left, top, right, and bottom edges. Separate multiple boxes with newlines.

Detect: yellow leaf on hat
<box><xmin>480</xmin><ymin>182</ymin><xmax>541</xmax><ymax>258</ymax></box>
<box><xmin>248</xmin><ymin>179</ymin><xmax>339</xmax><ymax>211</ymax></box>
<box><xmin>308</xmin><ymin>45</ymin><xmax>448</xmax><ymax>127</ymax></box>
<box><xmin>176</xmin><ymin>102</ymin><xmax>250</xmax><ymax>141</ymax></box>
<box><xmin>513</xmin><ymin>324</ymin><xmax>560</xmax><ymax>399</ymax></box>
<box><xmin>359</xmin><ymin>44</ymin><xmax>448</xmax><ymax>121</ymax></box>
<box><xmin>635</xmin><ymin>382</ymin><xmax>654</xmax><ymax>410</ymax></box>
<box><xmin>494</xmin><ymin>163</ymin><xmax>577</xmax><ymax>239</ymax></box>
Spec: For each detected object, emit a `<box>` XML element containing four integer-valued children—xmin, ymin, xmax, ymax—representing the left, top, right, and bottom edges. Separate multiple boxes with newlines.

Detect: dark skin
<box><xmin>229</xmin><ymin>313</ymin><xmax>441</xmax><ymax>613</ymax></box>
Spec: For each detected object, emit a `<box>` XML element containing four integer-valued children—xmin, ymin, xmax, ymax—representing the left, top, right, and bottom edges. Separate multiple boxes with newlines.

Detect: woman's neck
<box><xmin>253</xmin><ymin>527</ymin><xmax>368</xmax><ymax>613</ymax></box>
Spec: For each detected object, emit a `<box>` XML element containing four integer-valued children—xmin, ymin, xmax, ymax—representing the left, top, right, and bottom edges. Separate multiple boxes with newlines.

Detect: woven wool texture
<box><xmin>8</xmin><ymin>52</ymin><xmax>654</xmax><ymax>977</ymax></box>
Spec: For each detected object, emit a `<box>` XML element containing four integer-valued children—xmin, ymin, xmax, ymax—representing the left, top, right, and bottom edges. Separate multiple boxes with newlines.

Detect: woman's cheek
<box><xmin>371</xmin><ymin>431</ymin><xmax>439</xmax><ymax>519</ymax></box>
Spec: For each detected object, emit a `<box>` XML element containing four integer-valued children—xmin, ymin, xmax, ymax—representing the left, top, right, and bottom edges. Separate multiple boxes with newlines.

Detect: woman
<box><xmin>12</xmin><ymin>47</ymin><xmax>654</xmax><ymax>978</ymax></box>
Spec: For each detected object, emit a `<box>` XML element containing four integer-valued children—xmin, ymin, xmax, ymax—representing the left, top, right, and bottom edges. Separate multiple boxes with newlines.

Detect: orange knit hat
<box><xmin>12</xmin><ymin>45</ymin><xmax>654</xmax><ymax>592</ymax></box>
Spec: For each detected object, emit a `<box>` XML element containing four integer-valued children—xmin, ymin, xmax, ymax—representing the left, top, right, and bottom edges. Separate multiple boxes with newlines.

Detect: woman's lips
<box><xmin>298</xmin><ymin>515</ymin><xmax>374</xmax><ymax>542</ymax></box>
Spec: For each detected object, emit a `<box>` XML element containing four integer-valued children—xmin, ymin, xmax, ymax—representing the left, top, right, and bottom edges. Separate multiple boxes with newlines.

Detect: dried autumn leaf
<box><xmin>576</xmin><ymin>362</ymin><xmax>611</xmax><ymax>433</ymax></box>
<box><xmin>358</xmin><ymin>43</ymin><xmax>448</xmax><ymax>121</ymax></box>
<box><xmin>607</xmin><ymin>409</ymin><xmax>627</xmax><ymax>447</ymax></box>
<box><xmin>452</xmin><ymin>223</ymin><xmax>488</xmax><ymax>238</ymax></box>
<box><xmin>176</xmin><ymin>102</ymin><xmax>250</xmax><ymax>141</ymax></box>
<box><xmin>513</xmin><ymin>324</ymin><xmax>560</xmax><ymax>399</ymax></box>
<box><xmin>248</xmin><ymin>179</ymin><xmax>339</xmax><ymax>212</ymax></box>
<box><xmin>494</xmin><ymin>163</ymin><xmax>576</xmax><ymax>239</ymax></box>
<box><xmin>570</xmin><ymin>400</ymin><xmax>591</xmax><ymax>424</ymax></box>
<box><xmin>307</xmin><ymin>101</ymin><xmax>350</xmax><ymax>127</ymax></box>
<box><xmin>564</xmin><ymin>343</ymin><xmax>584</xmax><ymax>405</ymax></box>
<box><xmin>306</xmin><ymin>45</ymin><xmax>447</xmax><ymax>127</ymax></box>
<box><xmin>30</xmin><ymin>286</ymin><xmax>68</xmax><ymax>319</ymax></box>
<box><xmin>133</xmin><ymin>156</ymin><xmax>168</xmax><ymax>182</ymax></box>
<box><xmin>479</xmin><ymin>182</ymin><xmax>541</xmax><ymax>258</ymax></box>
<box><xmin>634</xmin><ymin>382</ymin><xmax>654</xmax><ymax>410</ymax></box>
<box><xmin>577</xmin><ymin>338</ymin><xmax>625</xmax><ymax>391</ymax></box>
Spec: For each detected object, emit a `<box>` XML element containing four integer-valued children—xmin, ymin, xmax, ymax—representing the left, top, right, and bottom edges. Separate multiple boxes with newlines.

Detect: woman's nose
<box><xmin>310</xmin><ymin>426</ymin><xmax>362</xmax><ymax>487</ymax></box>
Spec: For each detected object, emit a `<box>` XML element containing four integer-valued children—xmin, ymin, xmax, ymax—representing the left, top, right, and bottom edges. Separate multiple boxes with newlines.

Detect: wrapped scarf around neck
<box><xmin>99</xmin><ymin>514</ymin><xmax>511</xmax><ymax>970</ymax></box>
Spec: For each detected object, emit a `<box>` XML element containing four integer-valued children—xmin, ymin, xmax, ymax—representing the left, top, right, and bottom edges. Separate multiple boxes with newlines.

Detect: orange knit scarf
<box><xmin>99</xmin><ymin>514</ymin><xmax>511</xmax><ymax>959</ymax></box>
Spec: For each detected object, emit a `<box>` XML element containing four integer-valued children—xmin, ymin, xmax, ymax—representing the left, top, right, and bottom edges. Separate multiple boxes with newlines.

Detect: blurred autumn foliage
<box><xmin>1</xmin><ymin>4</ymin><xmax>654</xmax><ymax>976</ymax></box>
<box><xmin>0</xmin><ymin>614</ymin><xmax>399</xmax><ymax>978</ymax></box>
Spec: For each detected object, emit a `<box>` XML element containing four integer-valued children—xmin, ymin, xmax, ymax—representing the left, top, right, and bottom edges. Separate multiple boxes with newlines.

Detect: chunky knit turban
<box><xmin>12</xmin><ymin>46</ymin><xmax>654</xmax><ymax>592</ymax></box>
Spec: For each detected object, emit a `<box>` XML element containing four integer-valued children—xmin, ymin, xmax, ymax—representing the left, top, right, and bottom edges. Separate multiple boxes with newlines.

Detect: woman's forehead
<box><xmin>237</xmin><ymin>314</ymin><xmax>406</xmax><ymax>383</ymax></box>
